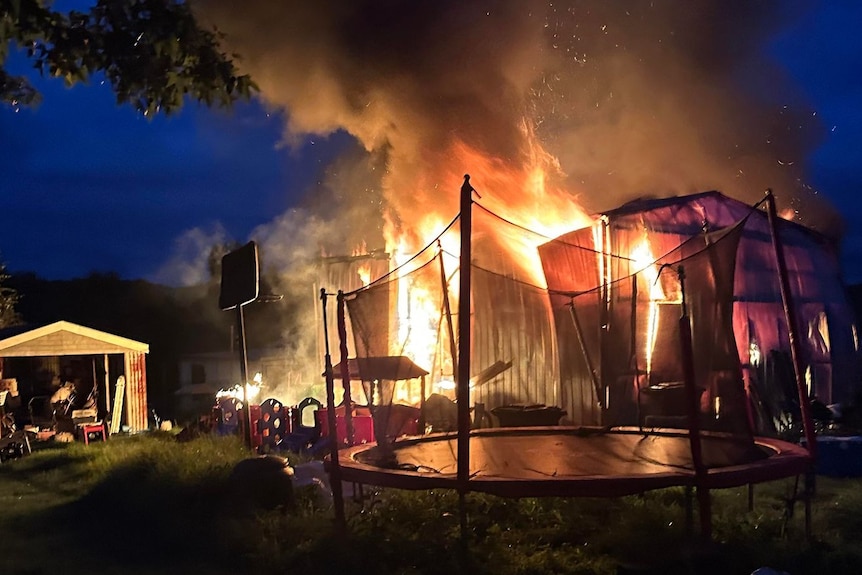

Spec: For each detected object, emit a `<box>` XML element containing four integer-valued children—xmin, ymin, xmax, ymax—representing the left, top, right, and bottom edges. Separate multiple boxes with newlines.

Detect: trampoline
<box><xmin>334</xmin><ymin>426</ymin><xmax>811</xmax><ymax>498</ymax></box>
<box><xmin>321</xmin><ymin>182</ymin><xmax>821</xmax><ymax>536</ymax></box>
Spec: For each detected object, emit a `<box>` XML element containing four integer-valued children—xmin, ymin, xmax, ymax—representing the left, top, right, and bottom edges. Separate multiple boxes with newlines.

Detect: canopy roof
<box><xmin>329</xmin><ymin>356</ymin><xmax>429</xmax><ymax>381</ymax></box>
<box><xmin>0</xmin><ymin>321</ymin><xmax>149</xmax><ymax>358</ymax></box>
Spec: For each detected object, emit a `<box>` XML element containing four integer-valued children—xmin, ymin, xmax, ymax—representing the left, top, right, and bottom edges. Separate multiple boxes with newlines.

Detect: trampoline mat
<box><xmin>335</xmin><ymin>427</ymin><xmax>811</xmax><ymax>497</ymax></box>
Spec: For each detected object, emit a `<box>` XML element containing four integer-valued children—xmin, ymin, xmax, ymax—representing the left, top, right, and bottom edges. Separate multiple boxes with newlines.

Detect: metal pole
<box><xmin>103</xmin><ymin>354</ymin><xmax>110</xmax><ymax>417</ymax></box>
<box><xmin>457</xmin><ymin>176</ymin><xmax>475</xmax><ymax>489</ymax></box>
<box><xmin>765</xmin><ymin>190</ymin><xmax>817</xmax><ymax>462</ymax></box>
<box><xmin>336</xmin><ymin>291</ymin><xmax>355</xmax><ymax>447</ymax></box>
<box><xmin>765</xmin><ymin>190</ymin><xmax>818</xmax><ymax>535</ymax></box>
<box><xmin>631</xmin><ymin>274</ymin><xmax>641</xmax><ymax>427</ymax></box>
<box><xmin>678</xmin><ymin>265</ymin><xmax>712</xmax><ymax>538</ymax></box>
<box><xmin>438</xmin><ymin>242</ymin><xmax>459</xmax><ymax>381</ymax></box>
<box><xmin>321</xmin><ymin>288</ymin><xmax>346</xmax><ymax>532</ymax></box>
<box><xmin>600</xmin><ymin>217</ymin><xmax>611</xmax><ymax>416</ymax></box>
<box><xmin>457</xmin><ymin>175</ymin><xmax>477</xmax><ymax>546</ymax></box>
<box><xmin>235</xmin><ymin>304</ymin><xmax>253</xmax><ymax>450</ymax></box>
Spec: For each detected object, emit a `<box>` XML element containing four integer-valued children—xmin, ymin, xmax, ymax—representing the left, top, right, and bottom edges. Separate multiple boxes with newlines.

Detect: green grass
<box><xmin>1</xmin><ymin>434</ymin><xmax>861</xmax><ymax>574</ymax></box>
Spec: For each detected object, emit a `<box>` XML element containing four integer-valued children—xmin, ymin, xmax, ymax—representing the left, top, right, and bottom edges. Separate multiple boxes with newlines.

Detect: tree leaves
<box><xmin>0</xmin><ymin>259</ymin><xmax>21</xmax><ymax>329</ymax></box>
<box><xmin>1</xmin><ymin>0</ymin><xmax>256</xmax><ymax>116</ymax></box>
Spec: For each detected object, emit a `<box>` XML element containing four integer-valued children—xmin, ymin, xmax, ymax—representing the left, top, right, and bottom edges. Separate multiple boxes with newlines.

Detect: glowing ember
<box><xmin>779</xmin><ymin>207</ymin><xmax>797</xmax><ymax>221</ymax></box>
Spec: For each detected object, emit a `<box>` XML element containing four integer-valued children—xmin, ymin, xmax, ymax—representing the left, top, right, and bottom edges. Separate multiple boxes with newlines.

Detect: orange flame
<box><xmin>631</xmin><ymin>240</ymin><xmax>666</xmax><ymax>376</ymax></box>
<box><xmin>357</xmin><ymin>262</ymin><xmax>372</xmax><ymax>286</ymax></box>
<box><xmin>380</xmin><ymin>135</ymin><xmax>592</xmax><ymax>388</ymax></box>
<box><xmin>779</xmin><ymin>207</ymin><xmax>796</xmax><ymax>221</ymax></box>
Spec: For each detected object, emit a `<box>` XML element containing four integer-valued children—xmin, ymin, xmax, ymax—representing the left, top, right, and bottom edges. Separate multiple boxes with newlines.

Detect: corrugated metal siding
<box><xmin>471</xmin><ymin>266</ymin><xmax>560</xmax><ymax>412</ymax></box>
<box><xmin>124</xmin><ymin>351</ymin><xmax>148</xmax><ymax>432</ymax></box>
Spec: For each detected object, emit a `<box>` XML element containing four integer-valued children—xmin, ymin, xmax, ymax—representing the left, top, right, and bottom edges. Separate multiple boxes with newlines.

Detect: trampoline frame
<box><xmin>332</xmin><ymin>426</ymin><xmax>812</xmax><ymax>499</ymax></box>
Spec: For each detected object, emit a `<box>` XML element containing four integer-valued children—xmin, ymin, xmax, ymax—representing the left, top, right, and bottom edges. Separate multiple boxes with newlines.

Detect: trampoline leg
<box><xmin>697</xmin><ymin>486</ymin><xmax>712</xmax><ymax>540</ymax></box>
<box><xmin>804</xmin><ymin>471</ymin><xmax>815</xmax><ymax>540</ymax></box>
<box><xmin>684</xmin><ymin>486</ymin><xmax>693</xmax><ymax>534</ymax></box>
<box><xmin>458</xmin><ymin>490</ymin><xmax>469</xmax><ymax>558</ymax></box>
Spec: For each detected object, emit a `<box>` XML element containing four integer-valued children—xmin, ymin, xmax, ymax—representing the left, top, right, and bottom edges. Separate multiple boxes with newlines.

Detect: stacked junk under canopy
<box><xmin>329</xmin><ymin>189</ymin><xmax>859</xmax><ymax>439</ymax></box>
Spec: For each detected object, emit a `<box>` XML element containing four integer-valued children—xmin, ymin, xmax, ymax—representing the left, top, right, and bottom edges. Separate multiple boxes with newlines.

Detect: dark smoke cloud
<box><xmin>535</xmin><ymin>2</ymin><xmax>832</xmax><ymax>224</ymax></box>
<box><xmin>200</xmin><ymin>0</ymin><xmax>838</xmax><ymax>246</ymax></box>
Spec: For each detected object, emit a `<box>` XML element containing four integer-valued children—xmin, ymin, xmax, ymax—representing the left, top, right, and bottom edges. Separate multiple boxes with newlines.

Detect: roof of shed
<box><xmin>0</xmin><ymin>321</ymin><xmax>149</xmax><ymax>357</ymax></box>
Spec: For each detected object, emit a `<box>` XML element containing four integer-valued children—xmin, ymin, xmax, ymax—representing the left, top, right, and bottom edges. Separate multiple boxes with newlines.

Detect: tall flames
<box><xmin>198</xmin><ymin>1</ymin><xmax>832</xmax><ymax>410</ymax></box>
<box><xmin>630</xmin><ymin>240</ymin><xmax>666</xmax><ymax>377</ymax></box>
<box><xmin>377</xmin><ymin>137</ymin><xmax>591</xmax><ymax>396</ymax></box>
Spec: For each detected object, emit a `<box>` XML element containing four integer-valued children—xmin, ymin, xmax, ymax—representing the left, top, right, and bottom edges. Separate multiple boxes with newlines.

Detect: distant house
<box><xmin>174</xmin><ymin>347</ymin><xmax>316</xmax><ymax>419</ymax></box>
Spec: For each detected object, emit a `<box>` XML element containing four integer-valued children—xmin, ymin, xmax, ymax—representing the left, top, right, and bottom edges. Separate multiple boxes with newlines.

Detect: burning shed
<box><xmin>539</xmin><ymin>191</ymin><xmax>860</xmax><ymax>434</ymax></box>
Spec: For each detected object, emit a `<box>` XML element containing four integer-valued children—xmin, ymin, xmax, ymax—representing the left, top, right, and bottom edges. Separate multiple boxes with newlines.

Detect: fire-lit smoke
<box><xmin>151</xmin><ymin>223</ymin><xmax>230</xmax><ymax>286</ymax></box>
<box><xmin>190</xmin><ymin>1</ymin><xmax>843</xmax><ymax>403</ymax></box>
<box><xmin>200</xmin><ymin>0</ymin><xmax>837</xmax><ymax>240</ymax></box>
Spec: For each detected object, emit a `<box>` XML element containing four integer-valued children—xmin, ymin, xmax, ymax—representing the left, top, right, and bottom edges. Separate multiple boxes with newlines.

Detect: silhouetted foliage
<box><xmin>1</xmin><ymin>0</ymin><xmax>256</xmax><ymax>115</ymax></box>
<box><xmin>0</xmin><ymin>259</ymin><xmax>21</xmax><ymax>328</ymax></box>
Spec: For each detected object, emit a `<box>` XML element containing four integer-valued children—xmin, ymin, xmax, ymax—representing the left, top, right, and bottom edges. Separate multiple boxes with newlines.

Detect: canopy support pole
<box><xmin>102</xmin><ymin>354</ymin><xmax>110</xmax><ymax>417</ymax></box>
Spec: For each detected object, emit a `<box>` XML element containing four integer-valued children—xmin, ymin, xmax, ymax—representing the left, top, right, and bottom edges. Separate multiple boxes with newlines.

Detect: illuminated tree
<box><xmin>0</xmin><ymin>260</ymin><xmax>21</xmax><ymax>329</ymax></box>
<box><xmin>0</xmin><ymin>0</ymin><xmax>255</xmax><ymax>116</ymax></box>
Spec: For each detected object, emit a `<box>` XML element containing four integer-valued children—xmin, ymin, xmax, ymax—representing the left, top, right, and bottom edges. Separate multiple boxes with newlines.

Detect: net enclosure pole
<box><xmin>765</xmin><ymin>190</ymin><xmax>817</xmax><ymax>462</ymax></box>
<box><xmin>766</xmin><ymin>190</ymin><xmax>817</xmax><ymax>535</ymax></box>
<box><xmin>677</xmin><ymin>265</ymin><xmax>712</xmax><ymax>539</ymax></box>
<box><xmin>337</xmin><ymin>291</ymin><xmax>355</xmax><ymax>447</ymax></box>
<box><xmin>320</xmin><ymin>289</ymin><xmax>346</xmax><ymax>533</ymax></box>
<box><xmin>457</xmin><ymin>175</ymin><xmax>476</xmax><ymax>491</ymax></box>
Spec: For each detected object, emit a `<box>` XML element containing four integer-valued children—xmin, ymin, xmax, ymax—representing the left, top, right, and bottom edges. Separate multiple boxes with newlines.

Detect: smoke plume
<box><xmin>189</xmin><ymin>0</ymin><xmax>846</xmax><ymax>403</ymax></box>
<box><xmin>200</xmin><ymin>0</ymin><xmax>836</xmax><ymax>241</ymax></box>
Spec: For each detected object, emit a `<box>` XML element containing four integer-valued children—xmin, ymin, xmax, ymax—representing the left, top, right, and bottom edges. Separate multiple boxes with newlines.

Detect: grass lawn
<box><xmin>1</xmin><ymin>432</ymin><xmax>861</xmax><ymax>574</ymax></box>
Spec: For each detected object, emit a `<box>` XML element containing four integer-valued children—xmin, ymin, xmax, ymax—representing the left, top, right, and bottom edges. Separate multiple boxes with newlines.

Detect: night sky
<box><xmin>1</xmin><ymin>2</ymin><xmax>861</xmax><ymax>284</ymax></box>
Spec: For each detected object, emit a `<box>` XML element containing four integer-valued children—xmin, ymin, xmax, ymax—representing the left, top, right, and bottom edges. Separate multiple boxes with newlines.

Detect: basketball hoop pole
<box><xmin>235</xmin><ymin>303</ymin><xmax>254</xmax><ymax>450</ymax></box>
<box><xmin>218</xmin><ymin>242</ymin><xmax>260</xmax><ymax>451</ymax></box>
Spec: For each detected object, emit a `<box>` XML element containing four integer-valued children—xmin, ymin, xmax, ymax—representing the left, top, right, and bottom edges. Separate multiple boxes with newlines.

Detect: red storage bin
<box><xmin>316</xmin><ymin>408</ymin><xmax>376</xmax><ymax>446</ymax></box>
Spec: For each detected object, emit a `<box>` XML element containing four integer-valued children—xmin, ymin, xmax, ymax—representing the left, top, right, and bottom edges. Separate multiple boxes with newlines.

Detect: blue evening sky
<box><xmin>1</xmin><ymin>2</ymin><xmax>861</xmax><ymax>284</ymax></box>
